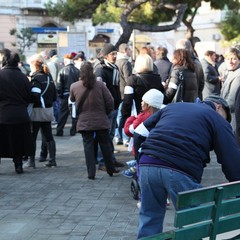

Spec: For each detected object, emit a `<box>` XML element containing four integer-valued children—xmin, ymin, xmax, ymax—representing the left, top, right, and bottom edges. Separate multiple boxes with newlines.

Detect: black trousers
<box><xmin>32</xmin><ymin>121</ymin><xmax>54</xmax><ymax>156</ymax></box>
<box><xmin>81</xmin><ymin>129</ymin><xmax>115</xmax><ymax>178</ymax></box>
<box><xmin>56</xmin><ymin>96</ymin><xmax>76</xmax><ymax>135</ymax></box>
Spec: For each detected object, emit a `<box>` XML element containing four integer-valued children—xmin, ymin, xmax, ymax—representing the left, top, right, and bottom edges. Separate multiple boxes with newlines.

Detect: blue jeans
<box><xmin>115</xmin><ymin>102</ymin><xmax>129</xmax><ymax>143</ymax></box>
<box><xmin>137</xmin><ymin>165</ymin><xmax>202</xmax><ymax>239</ymax></box>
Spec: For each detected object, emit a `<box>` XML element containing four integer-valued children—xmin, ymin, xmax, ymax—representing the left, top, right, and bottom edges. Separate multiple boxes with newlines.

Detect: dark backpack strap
<box><xmin>76</xmin><ymin>89</ymin><xmax>90</xmax><ymax>117</ymax></box>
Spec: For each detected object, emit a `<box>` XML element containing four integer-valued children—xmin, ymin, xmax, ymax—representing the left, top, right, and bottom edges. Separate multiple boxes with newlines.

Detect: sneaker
<box><xmin>122</xmin><ymin>167</ymin><xmax>136</xmax><ymax>178</ymax></box>
<box><xmin>114</xmin><ymin>160</ymin><xmax>125</xmax><ymax>168</ymax></box>
<box><xmin>115</xmin><ymin>137</ymin><xmax>123</xmax><ymax>145</ymax></box>
<box><xmin>137</xmin><ymin>201</ymin><xmax>141</xmax><ymax>209</ymax></box>
<box><xmin>123</xmin><ymin>140</ymin><xmax>129</xmax><ymax>147</ymax></box>
<box><xmin>122</xmin><ymin>169</ymin><xmax>133</xmax><ymax>178</ymax></box>
<box><xmin>126</xmin><ymin>160</ymin><xmax>137</xmax><ymax>168</ymax></box>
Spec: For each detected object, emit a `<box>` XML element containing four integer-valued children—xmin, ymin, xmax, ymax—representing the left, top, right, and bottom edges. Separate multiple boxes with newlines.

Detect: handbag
<box><xmin>172</xmin><ymin>71</ymin><xmax>184</xmax><ymax>103</ymax></box>
<box><xmin>30</xmin><ymin>107</ymin><xmax>55</xmax><ymax>122</ymax></box>
<box><xmin>30</xmin><ymin>75</ymin><xmax>54</xmax><ymax>122</ymax></box>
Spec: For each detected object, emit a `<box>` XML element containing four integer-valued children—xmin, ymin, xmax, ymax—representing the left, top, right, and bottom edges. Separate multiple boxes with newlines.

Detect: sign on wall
<box><xmin>58</xmin><ymin>32</ymin><xmax>87</xmax><ymax>57</ymax></box>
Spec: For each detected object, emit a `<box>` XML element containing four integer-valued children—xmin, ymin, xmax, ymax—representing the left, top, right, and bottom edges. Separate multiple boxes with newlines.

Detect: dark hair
<box><xmin>173</xmin><ymin>49</ymin><xmax>195</xmax><ymax>71</ymax></box>
<box><xmin>2</xmin><ymin>49</ymin><xmax>20</xmax><ymax>67</ymax></box>
<box><xmin>48</xmin><ymin>49</ymin><xmax>57</xmax><ymax>58</ymax></box>
<box><xmin>80</xmin><ymin>62</ymin><xmax>96</xmax><ymax>89</ymax></box>
<box><xmin>156</xmin><ymin>46</ymin><xmax>168</xmax><ymax>59</ymax></box>
<box><xmin>204</xmin><ymin>50</ymin><xmax>215</xmax><ymax>57</ymax></box>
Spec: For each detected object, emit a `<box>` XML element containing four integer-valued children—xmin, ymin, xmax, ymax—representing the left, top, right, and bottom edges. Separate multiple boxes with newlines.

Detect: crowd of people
<box><xmin>1</xmin><ymin>38</ymin><xmax>240</xmax><ymax>239</ymax></box>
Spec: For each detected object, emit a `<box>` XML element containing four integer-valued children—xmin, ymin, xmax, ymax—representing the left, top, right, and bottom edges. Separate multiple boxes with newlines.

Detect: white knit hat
<box><xmin>142</xmin><ymin>89</ymin><xmax>164</xmax><ymax>109</ymax></box>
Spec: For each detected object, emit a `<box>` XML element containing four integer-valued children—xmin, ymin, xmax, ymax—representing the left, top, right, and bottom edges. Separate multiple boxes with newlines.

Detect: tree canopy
<box><xmin>45</xmin><ymin>0</ymin><xmax>240</xmax><ymax>47</ymax></box>
<box><xmin>9</xmin><ymin>28</ymin><xmax>36</xmax><ymax>59</ymax></box>
<box><xmin>220</xmin><ymin>10</ymin><xmax>240</xmax><ymax>46</ymax></box>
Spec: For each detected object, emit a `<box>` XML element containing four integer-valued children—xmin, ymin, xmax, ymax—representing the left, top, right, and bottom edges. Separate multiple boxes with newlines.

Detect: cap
<box><xmin>63</xmin><ymin>53</ymin><xmax>74</xmax><ymax>59</ymax></box>
<box><xmin>73</xmin><ymin>52</ymin><xmax>86</xmax><ymax>60</ymax></box>
<box><xmin>142</xmin><ymin>89</ymin><xmax>164</xmax><ymax>109</ymax></box>
<box><xmin>71</xmin><ymin>52</ymin><xmax>77</xmax><ymax>58</ymax></box>
<box><xmin>48</xmin><ymin>49</ymin><xmax>57</xmax><ymax>58</ymax></box>
<box><xmin>100</xmin><ymin>43</ymin><xmax>117</xmax><ymax>56</ymax></box>
<box><xmin>204</xmin><ymin>95</ymin><xmax>231</xmax><ymax>122</ymax></box>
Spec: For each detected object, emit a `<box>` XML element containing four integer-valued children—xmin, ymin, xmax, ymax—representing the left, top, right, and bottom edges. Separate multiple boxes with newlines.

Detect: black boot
<box><xmin>39</xmin><ymin>136</ymin><xmax>48</xmax><ymax>162</ymax></box>
<box><xmin>13</xmin><ymin>157</ymin><xmax>23</xmax><ymax>174</ymax></box>
<box><xmin>23</xmin><ymin>156</ymin><xmax>36</xmax><ymax>168</ymax></box>
<box><xmin>44</xmin><ymin>140</ymin><xmax>57</xmax><ymax>167</ymax></box>
<box><xmin>38</xmin><ymin>142</ymin><xmax>48</xmax><ymax>162</ymax></box>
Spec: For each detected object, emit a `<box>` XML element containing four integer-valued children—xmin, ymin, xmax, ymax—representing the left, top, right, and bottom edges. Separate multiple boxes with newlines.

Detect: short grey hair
<box><xmin>175</xmin><ymin>38</ymin><xmax>192</xmax><ymax>51</ymax></box>
<box><xmin>118</xmin><ymin>43</ymin><xmax>129</xmax><ymax>53</ymax></box>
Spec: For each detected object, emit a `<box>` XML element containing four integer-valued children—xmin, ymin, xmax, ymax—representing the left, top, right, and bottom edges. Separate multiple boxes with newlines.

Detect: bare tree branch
<box><xmin>115</xmin><ymin>3</ymin><xmax>188</xmax><ymax>47</ymax></box>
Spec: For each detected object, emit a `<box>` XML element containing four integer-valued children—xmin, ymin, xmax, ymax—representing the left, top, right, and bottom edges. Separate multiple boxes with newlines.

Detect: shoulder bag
<box><xmin>172</xmin><ymin>71</ymin><xmax>184</xmax><ymax>103</ymax></box>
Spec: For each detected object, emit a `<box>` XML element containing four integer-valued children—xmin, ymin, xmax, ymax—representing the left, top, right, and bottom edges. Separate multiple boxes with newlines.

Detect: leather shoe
<box><xmin>55</xmin><ymin>132</ymin><xmax>63</xmax><ymax>136</ymax></box>
<box><xmin>88</xmin><ymin>176</ymin><xmax>95</xmax><ymax>180</ymax></box>
<box><xmin>38</xmin><ymin>156</ymin><xmax>47</xmax><ymax>162</ymax></box>
<box><xmin>114</xmin><ymin>161</ymin><xmax>125</xmax><ymax>168</ymax></box>
<box><xmin>107</xmin><ymin>168</ymin><xmax>120</xmax><ymax>177</ymax></box>
<box><xmin>98</xmin><ymin>165</ymin><xmax>107</xmax><ymax>171</ymax></box>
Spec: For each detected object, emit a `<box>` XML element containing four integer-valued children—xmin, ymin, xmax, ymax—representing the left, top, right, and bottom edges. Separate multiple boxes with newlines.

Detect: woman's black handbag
<box><xmin>172</xmin><ymin>71</ymin><xmax>184</xmax><ymax>103</ymax></box>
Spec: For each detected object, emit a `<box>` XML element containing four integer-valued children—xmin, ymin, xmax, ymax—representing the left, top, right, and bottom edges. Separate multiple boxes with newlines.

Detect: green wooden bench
<box><xmin>141</xmin><ymin>180</ymin><xmax>240</xmax><ymax>240</ymax></box>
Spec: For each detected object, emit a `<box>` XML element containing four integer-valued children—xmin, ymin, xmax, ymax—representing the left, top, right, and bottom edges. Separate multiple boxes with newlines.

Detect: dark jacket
<box><xmin>93</xmin><ymin>58</ymin><xmax>121</xmax><ymax>110</ymax></box>
<box><xmin>154</xmin><ymin>57</ymin><xmax>172</xmax><ymax>83</ymax></box>
<box><xmin>30</xmin><ymin>71</ymin><xmax>57</xmax><ymax>108</ymax></box>
<box><xmin>134</xmin><ymin>102</ymin><xmax>240</xmax><ymax>183</ymax></box>
<box><xmin>201</xmin><ymin>58</ymin><xmax>220</xmax><ymax>99</ymax></box>
<box><xmin>115</xmin><ymin>56</ymin><xmax>132</xmax><ymax>99</ymax></box>
<box><xmin>164</xmin><ymin>66</ymin><xmax>198</xmax><ymax>104</ymax></box>
<box><xmin>121</xmin><ymin>72</ymin><xmax>164</xmax><ymax>120</ymax></box>
<box><xmin>70</xmin><ymin>80</ymin><xmax>114</xmax><ymax>131</ymax></box>
<box><xmin>56</xmin><ymin>63</ymin><xmax>80</xmax><ymax>97</ymax></box>
<box><xmin>193</xmin><ymin>57</ymin><xmax>205</xmax><ymax>99</ymax></box>
<box><xmin>0</xmin><ymin>66</ymin><xmax>32</xmax><ymax>124</ymax></box>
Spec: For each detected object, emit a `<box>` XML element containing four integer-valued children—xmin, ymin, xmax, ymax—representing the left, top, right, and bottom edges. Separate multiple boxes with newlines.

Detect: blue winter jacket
<box><xmin>134</xmin><ymin>102</ymin><xmax>240</xmax><ymax>183</ymax></box>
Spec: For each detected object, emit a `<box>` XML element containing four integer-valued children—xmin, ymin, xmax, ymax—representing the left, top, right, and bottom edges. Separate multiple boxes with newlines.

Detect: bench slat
<box><xmin>177</xmin><ymin>181</ymin><xmax>240</xmax><ymax>209</ymax></box>
<box><xmin>174</xmin><ymin>222</ymin><xmax>211</xmax><ymax>240</ymax></box>
<box><xmin>142</xmin><ymin>181</ymin><xmax>240</xmax><ymax>240</ymax></box>
<box><xmin>217</xmin><ymin>214</ymin><xmax>240</xmax><ymax>234</ymax></box>
<box><xmin>141</xmin><ymin>230</ymin><xmax>174</xmax><ymax>240</ymax></box>
<box><xmin>175</xmin><ymin>195</ymin><xmax>240</xmax><ymax>227</ymax></box>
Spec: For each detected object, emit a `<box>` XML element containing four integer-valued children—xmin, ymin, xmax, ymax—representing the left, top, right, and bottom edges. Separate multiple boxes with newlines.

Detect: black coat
<box><xmin>30</xmin><ymin>71</ymin><xmax>57</xmax><ymax>108</ymax></box>
<box><xmin>56</xmin><ymin>63</ymin><xmax>80</xmax><ymax>97</ymax></box>
<box><xmin>122</xmin><ymin>72</ymin><xmax>164</xmax><ymax>119</ymax></box>
<box><xmin>0</xmin><ymin>66</ymin><xmax>32</xmax><ymax>124</ymax></box>
<box><xmin>201</xmin><ymin>58</ymin><xmax>220</xmax><ymax>99</ymax></box>
<box><xmin>94</xmin><ymin>58</ymin><xmax>121</xmax><ymax>110</ymax></box>
<box><xmin>164</xmin><ymin>66</ymin><xmax>198</xmax><ymax>104</ymax></box>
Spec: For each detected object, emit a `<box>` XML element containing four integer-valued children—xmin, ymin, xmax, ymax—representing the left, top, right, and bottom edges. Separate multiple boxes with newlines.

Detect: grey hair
<box><xmin>175</xmin><ymin>38</ymin><xmax>192</xmax><ymax>51</ymax></box>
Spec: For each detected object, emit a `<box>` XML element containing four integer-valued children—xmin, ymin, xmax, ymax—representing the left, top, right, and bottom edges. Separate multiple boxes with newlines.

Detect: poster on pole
<box><xmin>58</xmin><ymin>32</ymin><xmax>87</xmax><ymax>58</ymax></box>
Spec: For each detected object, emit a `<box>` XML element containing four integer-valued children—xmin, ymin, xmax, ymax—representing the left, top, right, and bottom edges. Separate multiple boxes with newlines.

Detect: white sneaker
<box><xmin>137</xmin><ymin>201</ymin><xmax>141</xmax><ymax>209</ymax></box>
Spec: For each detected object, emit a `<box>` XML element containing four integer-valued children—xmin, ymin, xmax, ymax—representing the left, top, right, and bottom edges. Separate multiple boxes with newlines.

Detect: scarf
<box><xmin>104</xmin><ymin>59</ymin><xmax>119</xmax><ymax>86</ymax></box>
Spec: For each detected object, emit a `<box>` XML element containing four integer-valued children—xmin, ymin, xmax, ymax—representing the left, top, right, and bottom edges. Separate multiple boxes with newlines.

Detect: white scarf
<box><xmin>104</xmin><ymin>59</ymin><xmax>119</xmax><ymax>86</ymax></box>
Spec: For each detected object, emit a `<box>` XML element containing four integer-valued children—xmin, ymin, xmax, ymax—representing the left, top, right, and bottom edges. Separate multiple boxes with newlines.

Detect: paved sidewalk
<box><xmin>0</xmin><ymin>128</ymin><xmax>235</xmax><ymax>240</ymax></box>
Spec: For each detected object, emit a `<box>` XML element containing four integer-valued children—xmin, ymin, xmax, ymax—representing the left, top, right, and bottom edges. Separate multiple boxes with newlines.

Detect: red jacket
<box><xmin>124</xmin><ymin>111</ymin><xmax>151</xmax><ymax>137</ymax></box>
